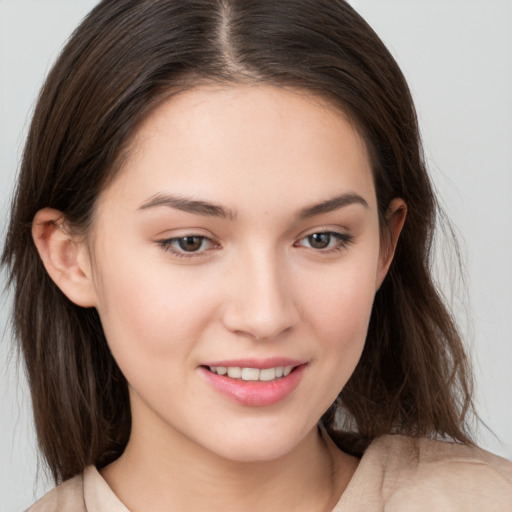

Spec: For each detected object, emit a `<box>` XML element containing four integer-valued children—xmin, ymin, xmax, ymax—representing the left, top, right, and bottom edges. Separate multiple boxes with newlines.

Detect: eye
<box><xmin>295</xmin><ymin>231</ymin><xmax>353</xmax><ymax>251</ymax></box>
<box><xmin>156</xmin><ymin>235</ymin><xmax>218</xmax><ymax>257</ymax></box>
<box><xmin>175</xmin><ymin>236</ymin><xmax>208</xmax><ymax>252</ymax></box>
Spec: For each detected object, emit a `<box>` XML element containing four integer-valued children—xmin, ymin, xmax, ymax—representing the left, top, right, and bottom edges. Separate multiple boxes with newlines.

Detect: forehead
<box><xmin>97</xmin><ymin>84</ymin><xmax>376</xmax><ymax>216</ymax></box>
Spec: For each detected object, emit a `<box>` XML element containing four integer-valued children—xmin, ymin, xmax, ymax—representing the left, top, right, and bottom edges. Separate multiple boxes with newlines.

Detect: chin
<box><xmin>198</xmin><ymin>420</ymin><xmax>315</xmax><ymax>464</ymax></box>
<box><xmin>214</xmin><ymin>441</ymin><xmax>298</xmax><ymax>464</ymax></box>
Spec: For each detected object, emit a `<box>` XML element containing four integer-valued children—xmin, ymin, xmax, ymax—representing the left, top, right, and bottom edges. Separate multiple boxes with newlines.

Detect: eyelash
<box><xmin>156</xmin><ymin>235</ymin><xmax>218</xmax><ymax>259</ymax></box>
<box><xmin>156</xmin><ymin>231</ymin><xmax>353</xmax><ymax>259</ymax></box>
<box><xmin>294</xmin><ymin>231</ymin><xmax>354</xmax><ymax>253</ymax></box>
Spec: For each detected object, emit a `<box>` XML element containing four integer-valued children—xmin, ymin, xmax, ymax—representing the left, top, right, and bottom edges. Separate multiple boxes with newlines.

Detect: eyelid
<box><xmin>294</xmin><ymin>228</ymin><xmax>354</xmax><ymax>252</ymax></box>
<box><xmin>156</xmin><ymin>234</ymin><xmax>220</xmax><ymax>259</ymax></box>
<box><xmin>294</xmin><ymin>224</ymin><xmax>351</xmax><ymax>240</ymax></box>
<box><xmin>154</xmin><ymin>226</ymin><xmax>353</xmax><ymax>259</ymax></box>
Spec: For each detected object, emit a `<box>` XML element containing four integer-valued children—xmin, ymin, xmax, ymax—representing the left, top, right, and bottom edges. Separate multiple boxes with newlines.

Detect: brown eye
<box><xmin>295</xmin><ymin>231</ymin><xmax>353</xmax><ymax>252</ymax></box>
<box><xmin>157</xmin><ymin>235</ymin><xmax>216</xmax><ymax>257</ymax></box>
<box><xmin>178</xmin><ymin>236</ymin><xmax>204</xmax><ymax>252</ymax></box>
<box><xmin>307</xmin><ymin>233</ymin><xmax>331</xmax><ymax>249</ymax></box>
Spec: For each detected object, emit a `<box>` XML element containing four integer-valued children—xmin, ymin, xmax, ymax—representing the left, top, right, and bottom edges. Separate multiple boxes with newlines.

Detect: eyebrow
<box><xmin>138</xmin><ymin>194</ymin><xmax>237</xmax><ymax>220</ymax></box>
<box><xmin>138</xmin><ymin>192</ymin><xmax>368</xmax><ymax>221</ymax></box>
<box><xmin>297</xmin><ymin>193</ymin><xmax>369</xmax><ymax>219</ymax></box>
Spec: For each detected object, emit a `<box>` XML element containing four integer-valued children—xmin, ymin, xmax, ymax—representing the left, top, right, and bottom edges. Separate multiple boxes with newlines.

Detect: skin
<box><xmin>33</xmin><ymin>84</ymin><xmax>406</xmax><ymax>512</ymax></box>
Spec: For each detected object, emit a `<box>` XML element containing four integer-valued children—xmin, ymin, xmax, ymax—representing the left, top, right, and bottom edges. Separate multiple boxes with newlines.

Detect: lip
<box><xmin>201</xmin><ymin>357</ymin><xmax>305</xmax><ymax>370</ymax></box>
<box><xmin>198</xmin><ymin>360</ymin><xmax>307</xmax><ymax>407</ymax></box>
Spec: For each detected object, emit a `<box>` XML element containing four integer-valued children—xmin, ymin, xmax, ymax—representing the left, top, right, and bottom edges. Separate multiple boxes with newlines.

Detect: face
<box><xmin>85</xmin><ymin>85</ymin><xmax>391</xmax><ymax>462</ymax></box>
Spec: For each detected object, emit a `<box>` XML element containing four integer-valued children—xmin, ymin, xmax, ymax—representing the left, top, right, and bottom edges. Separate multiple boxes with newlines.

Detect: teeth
<box><xmin>241</xmin><ymin>368</ymin><xmax>260</xmax><ymax>381</ymax></box>
<box><xmin>259</xmin><ymin>368</ymin><xmax>276</xmax><ymax>381</ymax></box>
<box><xmin>208</xmin><ymin>365</ymin><xmax>295</xmax><ymax>381</ymax></box>
<box><xmin>227</xmin><ymin>367</ymin><xmax>242</xmax><ymax>378</ymax></box>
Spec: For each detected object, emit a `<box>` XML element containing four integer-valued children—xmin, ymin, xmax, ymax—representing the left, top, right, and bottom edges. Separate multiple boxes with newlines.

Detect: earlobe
<box><xmin>32</xmin><ymin>208</ymin><xmax>97</xmax><ymax>307</ymax></box>
<box><xmin>376</xmin><ymin>198</ymin><xmax>407</xmax><ymax>289</ymax></box>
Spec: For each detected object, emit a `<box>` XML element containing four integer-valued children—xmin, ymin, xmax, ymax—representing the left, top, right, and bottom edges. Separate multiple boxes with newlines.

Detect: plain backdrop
<box><xmin>1</xmin><ymin>1</ymin><xmax>511</xmax><ymax>510</ymax></box>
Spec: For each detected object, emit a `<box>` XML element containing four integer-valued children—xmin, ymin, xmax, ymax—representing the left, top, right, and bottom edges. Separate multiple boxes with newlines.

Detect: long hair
<box><xmin>2</xmin><ymin>0</ymin><xmax>473</xmax><ymax>482</ymax></box>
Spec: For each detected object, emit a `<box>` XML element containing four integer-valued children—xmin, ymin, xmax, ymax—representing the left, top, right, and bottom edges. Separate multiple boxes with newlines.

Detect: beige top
<box><xmin>27</xmin><ymin>435</ymin><xmax>512</xmax><ymax>511</ymax></box>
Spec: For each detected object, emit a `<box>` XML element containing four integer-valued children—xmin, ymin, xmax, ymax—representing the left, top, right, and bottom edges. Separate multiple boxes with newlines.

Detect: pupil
<box><xmin>178</xmin><ymin>236</ymin><xmax>203</xmax><ymax>252</ymax></box>
<box><xmin>309</xmin><ymin>233</ymin><xmax>330</xmax><ymax>249</ymax></box>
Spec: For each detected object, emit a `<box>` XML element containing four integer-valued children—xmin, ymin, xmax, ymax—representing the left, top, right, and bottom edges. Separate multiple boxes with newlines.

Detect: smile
<box><xmin>207</xmin><ymin>365</ymin><xmax>294</xmax><ymax>381</ymax></box>
<box><xmin>199</xmin><ymin>362</ymin><xmax>306</xmax><ymax>407</ymax></box>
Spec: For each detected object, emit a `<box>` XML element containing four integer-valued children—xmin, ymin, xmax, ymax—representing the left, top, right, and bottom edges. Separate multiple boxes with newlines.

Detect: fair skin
<box><xmin>33</xmin><ymin>85</ymin><xmax>406</xmax><ymax>512</ymax></box>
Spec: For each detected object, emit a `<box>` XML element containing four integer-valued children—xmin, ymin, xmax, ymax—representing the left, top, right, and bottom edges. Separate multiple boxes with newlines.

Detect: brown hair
<box><xmin>2</xmin><ymin>0</ymin><xmax>474</xmax><ymax>483</ymax></box>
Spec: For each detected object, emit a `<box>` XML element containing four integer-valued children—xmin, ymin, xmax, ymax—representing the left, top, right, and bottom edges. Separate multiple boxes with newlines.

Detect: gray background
<box><xmin>1</xmin><ymin>1</ymin><xmax>511</xmax><ymax>510</ymax></box>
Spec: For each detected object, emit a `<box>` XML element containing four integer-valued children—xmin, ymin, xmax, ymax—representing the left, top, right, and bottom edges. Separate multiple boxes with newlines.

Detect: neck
<box><xmin>101</xmin><ymin>419</ymin><xmax>356</xmax><ymax>512</ymax></box>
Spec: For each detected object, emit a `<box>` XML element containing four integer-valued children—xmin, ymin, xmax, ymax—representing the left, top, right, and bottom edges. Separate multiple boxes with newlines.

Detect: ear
<box><xmin>32</xmin><ymin>208</ymin><xmax>97</xmax><ymax>307</ymax></box>
<box><xmin>376</xmin><ymin>198</ymin><xmax>407</xmax><ymax>289</ymax></box>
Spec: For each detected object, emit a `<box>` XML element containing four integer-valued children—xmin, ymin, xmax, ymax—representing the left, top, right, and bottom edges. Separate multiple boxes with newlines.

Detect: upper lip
<box><xmin>200</xmin><ymin>357</ymin><xmax>306</xmax><ymax>370</ymax></box>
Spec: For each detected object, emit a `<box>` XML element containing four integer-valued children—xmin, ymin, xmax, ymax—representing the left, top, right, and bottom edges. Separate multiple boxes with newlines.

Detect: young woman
<box><xmin>3</xmin><ymin>1</ymin><xmax>511</xmax><ymax>510</ymax></box>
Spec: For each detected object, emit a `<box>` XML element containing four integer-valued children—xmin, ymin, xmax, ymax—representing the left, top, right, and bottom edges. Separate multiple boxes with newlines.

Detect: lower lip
<box><xmin>199</xmin><ymin>365</ymin><xmax>306</xmax><ymax>407</ymax></box>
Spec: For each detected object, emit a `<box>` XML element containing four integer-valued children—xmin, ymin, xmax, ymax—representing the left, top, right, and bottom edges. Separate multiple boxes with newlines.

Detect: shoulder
<box><xmin>25</xmin><ymin>466</ymin><xmax>129</xmax><ymax>512</ymax></box>
<box><xmin>25</xmin><ymin>473</ymin><xmax>85</xmax><ymax>512</ymax></box>
<box><xmin>369</xmin><ymin>435</ymin><xmax>512</xmax><ymax>511</ymax></box>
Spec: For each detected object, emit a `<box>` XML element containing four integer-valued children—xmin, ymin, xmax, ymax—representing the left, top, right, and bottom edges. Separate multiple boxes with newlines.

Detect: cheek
<box><xmin>306</xmin><ymin>258</ymin><xmax>377</xmax><ymax>338</ymax></box>
<box><xmin>92</xmin><ymin>248</ymin><xmax>218</xmax><ymax>362</ymax></box>
<box><xmin>300</xmin><ymin>252</ymin><xmax>379</xmax><ymax>379</ymax></box>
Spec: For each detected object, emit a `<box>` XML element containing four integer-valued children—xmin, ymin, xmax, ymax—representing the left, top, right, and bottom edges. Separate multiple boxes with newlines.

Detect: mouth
<box><xmin>204</xmin><ymin>365</ymin><xmax>296</xmax><ymax>382</ymax></box>
<box><xmin>198</xmin><ymin>361</ymin><xmax>307</xmax><ymax>407</ymax></box>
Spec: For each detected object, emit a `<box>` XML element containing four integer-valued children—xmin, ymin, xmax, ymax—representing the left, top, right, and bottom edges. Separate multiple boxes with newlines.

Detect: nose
<box><xmin>221</xmin><ymin>246</ymin><xmax>299</xmax><ymax>340</ymax></box>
